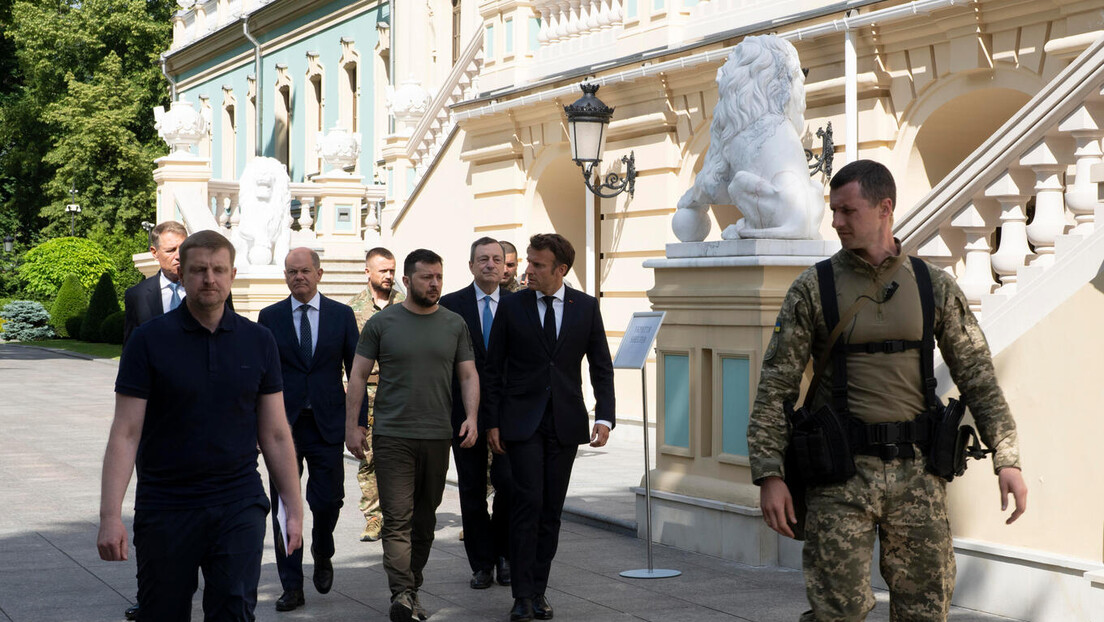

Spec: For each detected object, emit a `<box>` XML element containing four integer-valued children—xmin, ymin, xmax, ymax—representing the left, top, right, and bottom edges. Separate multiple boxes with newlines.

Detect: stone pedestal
<box><xmin>640</xmin><ymin>239</ymin><xmax>838</xmax><ymax>568</ymax></box>
<box><xmin>152</xmin><ymin>154</ymin><xmax>215</xmax><ymax>231</ymax></box>
<box><xmin>313</xmin><ymin>173</ymin><xmax>368</xmax><ymax>260</ymax></box>
<box><xmin>229</xmin><ymin>265</ymin><xmax>288</xmax><ymax>320</ymax></box>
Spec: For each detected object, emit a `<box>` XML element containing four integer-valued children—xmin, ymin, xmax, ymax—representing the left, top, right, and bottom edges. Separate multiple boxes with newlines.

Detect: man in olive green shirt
<box><xmin>345</xmin><ymin>249</ymin><xmax>479</xmax><ymax>622</ymax></box>
<box><xmin>347</xmin><ymin>247</ymin><xmax>404</xmax><ymax>542</ymax></box>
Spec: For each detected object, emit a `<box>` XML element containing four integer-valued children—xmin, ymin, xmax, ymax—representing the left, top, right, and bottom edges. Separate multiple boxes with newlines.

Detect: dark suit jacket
<box><xmin>124</xmin><ymin>272</ymin><xmax>235</xmax><ymax>345</ymax></box>
<box><xmin>123</xmin><ymin>274</ymin><xmax>164</xmax><ymax>345</ymax></box>
<box><xmin>482</xmin><ymin>286</ymin><xmax>615</xmax><ymax>445</ymax></box>
<box><xmin>257</xmin><ymin>294</ymin><xmax>361</xmax><ymax>445</ymax></box>
<box><xmin>440</xmin><ymin>282</ymin><xmax>509</xmax><ymax>433</ymax></box>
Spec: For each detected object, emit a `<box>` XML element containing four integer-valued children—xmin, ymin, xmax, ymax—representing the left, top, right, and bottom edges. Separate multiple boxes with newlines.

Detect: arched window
<box><xmin>305</xmin><ymin>52</ymin><xmax>325</xmax><ymax>176</ymax></box>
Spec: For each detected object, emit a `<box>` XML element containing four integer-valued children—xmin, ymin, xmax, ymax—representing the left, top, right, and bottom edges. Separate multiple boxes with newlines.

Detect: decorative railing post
<box><xmin>985</xmin><ymin>171</ymin><xmax>1034</xmax><ymax>295</ymax></box>
<box><xmin>916</xmin><ymin>231</ymin><xmax>956</xmax><ymax>275</ymax></box>
<box><xmin>1021</xmin><ymin>138</ymin><xmax>1068</xmax><ymax>267</ymax></box>
<box><xmin>950</xmin><ymin>202</ymin><xmax>997</xmax><ymax>311</ymax></box>
<box><xmin>1060</xmin><ymin>104</ymin><xmax>1103</xmax><ymax>235</ymax></box>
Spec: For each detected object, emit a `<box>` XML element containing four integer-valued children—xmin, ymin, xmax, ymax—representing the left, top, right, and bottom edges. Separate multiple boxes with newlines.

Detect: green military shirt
<box><xmin>347</xmin><ymin>286</ymin><xmax>405</xmax><ymax>423</ymax></box>
<box><xmin>747</xmin><ymin>243</ymin><xmax>1021</xmax><ymax>483</ymax></box>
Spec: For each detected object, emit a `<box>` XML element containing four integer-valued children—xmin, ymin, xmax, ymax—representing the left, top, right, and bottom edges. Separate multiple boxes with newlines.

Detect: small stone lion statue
<box><xmin>232</xmin><ymin>157</ymin><xmax>292</xmax><ymax>267</ymax></box>
<box><xmin>673</xmin><ymin>35</ymin><xmax>824</xmax><ymax>242</ymax></box>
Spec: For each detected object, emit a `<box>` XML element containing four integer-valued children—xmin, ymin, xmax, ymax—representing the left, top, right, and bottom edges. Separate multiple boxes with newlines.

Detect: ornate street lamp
<box><xmin>564</xmin><ymin>83</ymin><xmax>636</xmax><ymax>198</ymax></box>
<box><xmin>3</xmin><ymin>235</ymin><xmax>12</xmax><ymax>253</ymax></box>
<box><xmin>66</xmin><ymin>184</ymin><xmax>81</xmax><ymax>237</ymax></box>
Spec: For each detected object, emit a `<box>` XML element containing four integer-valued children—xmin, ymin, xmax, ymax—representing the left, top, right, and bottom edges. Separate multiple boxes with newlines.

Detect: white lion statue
<box><xmin>231</xmin><ymin>157</ymin><xmax>292</xmax><ymax>267</ymax></box>
<box><xmin>673</xmin><ymin>35</ymin><xmax>824</xmax><ymax>242</ymax></box>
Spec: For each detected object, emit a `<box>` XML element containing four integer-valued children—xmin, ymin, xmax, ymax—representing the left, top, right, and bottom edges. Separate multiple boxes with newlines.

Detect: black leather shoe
<box><xmin>495</xmin><ymin>556</ymin><xmax>512</xmax><ymax>586</ymax></box>
<box><xmin>533</xmin><ymin>594</ymin><xmax>553</xmax><ymax>620</ymax></box>
<box><xmin>275</xmin><ymin>589</ymin><xmax>305</xmax><ymax>611</ymax></box>
<box><xmin>509</xmin><ymin>597</ymin><xmax>534</xmax><ymax>622</ymax></box>
<box><xmin>470</xmin><ymin>568</ymin><xmax>493</xmax><ymax>589</ymax></box>
<box><xmin>313</xmin><ymin>553</ymin><xmax>334</xmax><ymax>594</ymax></box>
<box><xmin>124</xmin><ymin>604</ymin><xmax>139</xmax><ymax>621</ymax></box>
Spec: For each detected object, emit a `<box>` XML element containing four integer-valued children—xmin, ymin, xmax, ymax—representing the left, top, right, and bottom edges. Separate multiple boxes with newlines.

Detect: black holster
<box><xmin>925</xmin><ymin>398</ymin><xmax>989</xmax><ymax>481</ymax></box>
<box><xmin>786</xmin><ymin>401</ymin><xmax>856</xmax><ymax>487</ymax></box>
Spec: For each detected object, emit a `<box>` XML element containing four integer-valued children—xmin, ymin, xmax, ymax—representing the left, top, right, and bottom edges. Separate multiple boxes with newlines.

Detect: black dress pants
<box><xmin>134</xmin><ymin>494</ymin><xmax>268</xmax><ymax>622</ymax></box>
<box><xmin>271</xmin><ymin>412</ymin><xmax>344</xmax><ymax>591</ymax></box>
<box><xmin>453</xmin><ymin>432</ymin><xmax>514</xmax><ymax>572</ymax></box>
<box><xmin>505</xmin><ymin>406</ymin><xmax>578</xmax><ymax>599</ymax></box>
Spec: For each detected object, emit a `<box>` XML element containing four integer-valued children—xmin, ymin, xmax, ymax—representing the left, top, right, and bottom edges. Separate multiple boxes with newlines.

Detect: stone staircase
<box><xmin>897</xmin><ymin>33</ymin><xmax>1104</xmax><ymax>364</ymax></box>
<box><xmin>317</xmin><ymin>256</ymin><xmax>368</xmax><ymax>304</ymax></box>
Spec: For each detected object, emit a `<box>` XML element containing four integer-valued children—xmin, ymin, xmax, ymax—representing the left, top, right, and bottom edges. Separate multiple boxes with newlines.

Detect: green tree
<box><xmin>49</xmin><ymin>272</ymin><xmax>87</xmax><ymax>337</ymax></box>
<box><xmin>19</xmin><ymin>236</ymin><xmax>115</xmax><ymax>300</ymax></box>
<box><xmin>81</xmin><ymin>271</ymin><xmax>120</xmax><ymax>342</ymax></box>
<box><xmin>0</xmin><ymin>0</ymin><xmax>174</xmax><ymax>243</ymax></box>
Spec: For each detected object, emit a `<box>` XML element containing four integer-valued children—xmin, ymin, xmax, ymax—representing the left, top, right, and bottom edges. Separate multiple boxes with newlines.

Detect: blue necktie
<box><xmin>481</xmin><ymin>295</ymin><xmax>493</xmax><ymax>348</ymax></box>
<box><xmin>299</xmin><ymin>305</ymin><xmax>313</xmax><ymax>361</ymax></box>
<box><xmin>168</xmin><ymin>282</ymin><xmax>181</xmax><ymax>311</ymax></box>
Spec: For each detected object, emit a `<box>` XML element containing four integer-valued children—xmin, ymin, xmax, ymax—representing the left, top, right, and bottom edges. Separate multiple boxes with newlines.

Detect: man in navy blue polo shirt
<box><xmin>98</xmin><ymin>230</ymin><xmax>304</xmax><ymax>622</ymax></box>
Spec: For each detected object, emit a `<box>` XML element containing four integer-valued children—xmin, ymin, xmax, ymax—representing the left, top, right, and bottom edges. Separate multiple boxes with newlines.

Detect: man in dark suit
<box><xmin>123</xmin><ymin>221</ymin><xmax>188</xmax><ymax>346</ymax></box>
<box><xmin>257</xmin><ymin>247</ymin><xmax>362</xmax><ymax>612</ymax></box>
<box><xmin>440</xmin><ymin>237</ymin><xmax>515</xmax><ymax>590</ymax></box>
<box><xmin>484</xmin><ymin>233</ymin><xmax>616</xmax><ymax>622</ymax></box>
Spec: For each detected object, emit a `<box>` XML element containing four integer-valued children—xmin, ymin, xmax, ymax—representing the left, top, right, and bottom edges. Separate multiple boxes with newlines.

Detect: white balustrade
<box><xmin>916</xmin><ymin>230</ymin><xmax>956</xmax><ymax>275</ymax></box>
<box><xmin>949</xmin><ymin>202</ymin><xmax>997</xmax><ymax>311</ymax></box>
<box><xmin>1021</xmin><ymin>138</ymin><xmax>1069</xmax><ymax>267</ymax></box>
<box><xmin>1060</xmin><ymin>103</ymin><xmax>1103</xmax><ymax>235</ymax></box>
<box><xmin>985</xmin><ymin>171</ymin><xmax>1034</xmax><ymax>295</ymax></box>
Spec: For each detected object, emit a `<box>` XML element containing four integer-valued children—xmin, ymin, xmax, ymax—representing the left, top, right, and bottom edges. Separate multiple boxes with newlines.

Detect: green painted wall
<box><xmin>175</xmin><ymin>0</ymin><xmax>389</xmax><ymax>182</ymax></box>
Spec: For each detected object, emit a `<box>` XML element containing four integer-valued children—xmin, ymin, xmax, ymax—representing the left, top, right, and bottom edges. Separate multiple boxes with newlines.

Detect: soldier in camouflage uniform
<box><xmin>747</xmin><ymin>160</ymin><xmax>1027</xmax><ymax>621</ymax></box>
<box><xmin>348</xmin><ymin>247</ymin><xmax>404</xmax><ymax>542</ymax></box>
<box><xmin>500</xmin><ymin>240</ymin><xmax>522</xmax><ymax>294</ymax></box>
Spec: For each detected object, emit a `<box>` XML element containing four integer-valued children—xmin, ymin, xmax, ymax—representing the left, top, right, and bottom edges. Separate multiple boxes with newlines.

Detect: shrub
<box><xmin>66</xmin><ymin>314</ymin><xmax>86</xmax><ymax>340</ymax></box>
<box><xmin>50</xmin><ymin>274</ymin><xmax>89</xmax><ymax>338</ymax></box>
<box><xmin>81</xmin><ymin>272</ymin><xmax>121</xmax><ymax>343</ymax></box>
<box><xmin>100</xmin><ymin>310</ymin><xmax>125</xmax><ymax>345</ymax></box>
<box><xmin>0</xmin><ymin>300</ymin><xmax>55</xmax><ymax>341</ymax></box>
<box><xmin>19</xmin><ymin>237</ymin><xmax>116</xmax><ymax>300</ymax></box>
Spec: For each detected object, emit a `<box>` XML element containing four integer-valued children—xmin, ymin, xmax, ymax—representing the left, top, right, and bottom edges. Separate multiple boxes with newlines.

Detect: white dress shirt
<box><xmin>535</xmin><ymin>284</ymin><xmax>611</xmax><ymax>432</ymax></box>
<box><xmin>159</xmin><ymin>271</ymin><xmax>185</xmax><ymax>313</ymax></box>
<box><xmin>291</xmin><ymin>292</ymin><xmax>321</xmax><ymax>356</ymax></box>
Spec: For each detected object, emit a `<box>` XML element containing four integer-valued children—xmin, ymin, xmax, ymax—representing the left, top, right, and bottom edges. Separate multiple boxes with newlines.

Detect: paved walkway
<box><xmin>0</xmin><ymin>344</ymin><xmax>1015</xmax><ymax>621</ymax></box>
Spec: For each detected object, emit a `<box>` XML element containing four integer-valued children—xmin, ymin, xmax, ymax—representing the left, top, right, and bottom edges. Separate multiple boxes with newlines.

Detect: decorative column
<box><xmin>1021</xmin><ymin>138</ymin><xmax>1068</xmax><ymax>268</ymax></box>
<box><xmin>985</xmin><ymin>171</ymin><xmax>1033</xmax><ymax>295</ymax></box>
<box><xmin>1060</xmin><ymin>104</ymin><xmax>1103</xmax><ymax>235</ymax></box>
<box><xmin>950</xmin><ymin>202</ymin><xmax>997</xmax><ymax>312</ymax></box>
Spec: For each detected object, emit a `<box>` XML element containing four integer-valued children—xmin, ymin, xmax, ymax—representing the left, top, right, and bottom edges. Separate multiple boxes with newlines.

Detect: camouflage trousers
<box><xmin>800</xmin><ymin>454</ymin><xmax>954</xmax><ymax>622</ymax></box>
<box><xmin>357</xmin><ymin>426</ymin><xmax>381</xmax><ymax>523</ymax></box>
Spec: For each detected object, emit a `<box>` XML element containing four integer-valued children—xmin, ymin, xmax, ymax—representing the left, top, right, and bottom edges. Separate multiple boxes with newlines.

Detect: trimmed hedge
<box><xmin>66</xmin><ymin>314</ymin><xmax>86</xmax><ymax>340</ymax></box>
<box><xmin>0</xmin><ymin>300</ymin><xmax>55</xmax><ymax>341</ymax></box>
<box><xmin>100</xmin><ymin>310</ymin><xmax>125</xmax><ymax>345</ymax></box>
<box><xmin>81</xmin><ymin>272</ymin><xmax>121</xmax><ymax>343</ymax></box>
<box><xmin>50</xmin><ymin>274</ymin><xmax>89</xmax><ymax>338</ymax></box>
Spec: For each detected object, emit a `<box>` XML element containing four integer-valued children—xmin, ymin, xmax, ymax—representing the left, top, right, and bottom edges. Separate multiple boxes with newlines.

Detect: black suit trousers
<box><xmin>505</xmin><ymin>406</ymin><xmax>578</xmax><ymax>599</ymax></box>
<box><xmin>452</xmin><ymin>434</ymin><xmax>513</xmax><ymax>572</ymax></box>
<box><xmin>271</xmin><ymin>413</ymin><xmax>345</xmax><ymax>591</ymax></box>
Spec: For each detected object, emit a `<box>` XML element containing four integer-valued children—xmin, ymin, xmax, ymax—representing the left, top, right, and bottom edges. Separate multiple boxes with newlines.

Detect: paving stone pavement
<box><xmin>0</xmin><ymin>344</ymin><xmax>1017</xmax><ymax>621</ymax></box>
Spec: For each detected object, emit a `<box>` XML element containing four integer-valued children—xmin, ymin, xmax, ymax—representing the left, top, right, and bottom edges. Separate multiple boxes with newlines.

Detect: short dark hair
<box><xmin>404</xmin><ymin>248</ymin><xmax>443</xmax><ymax>276</ymax></box>
<box><xmin>366</xmin><ymin>247</ymin><xmax>394</xmax><ymax>263</ymax></box>
<box><xmin>499</xmin><ymin>240</ymin><xmax>518</xmax><ymax>256</ymax></box>
<box><xmin>528</xmin><ymin>233</ymin><xmax>575</xmax><ymax>270</ymax></box>
<box><xmin>469</xmin><ymin>236</ymin><xmax>503</xmax><ymax>262</ymax></box>
<box><xmin>149</xmin><ymin>221</ymin><xmax>188</xmax><ymax>249</ymax></box>
<box><xmin>179</xmin><ymin>230</ymin><xmax>236</xmax><ymax>270</ymax></box>
<box><xmin>829</xmin><ymin>159</ymin><xmax>896</xmax><ymax>210</ymax></box>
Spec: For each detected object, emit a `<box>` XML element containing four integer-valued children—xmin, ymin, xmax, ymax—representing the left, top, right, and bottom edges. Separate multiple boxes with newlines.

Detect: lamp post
<box><xmin>3</xmin><ymin>236</ymin><xmax>12</xmax><ymax>254</ymax></box>
<box><xmin>563</xmin><ymin>83</ymin><xmax>636</xmax><ymax>198</ymax></box>
<box><xmin>65</xmin><ymin>184</ymin><xmax>81</xmax><ymax>237</ymax></box>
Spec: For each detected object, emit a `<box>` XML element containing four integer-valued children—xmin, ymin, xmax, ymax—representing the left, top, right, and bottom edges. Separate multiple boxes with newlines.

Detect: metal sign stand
<box><xmin>614</xmin><ymin>311</ymin><xmax>680</xmax><ymax>580</ymax></box>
